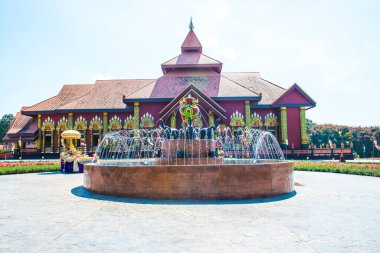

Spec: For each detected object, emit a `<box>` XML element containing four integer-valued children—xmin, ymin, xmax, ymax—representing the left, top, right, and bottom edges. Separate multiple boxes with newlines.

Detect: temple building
<box><xmin>3</xmin><ymin>20</ymin><xmax>316</xmax><ymax>158</ymax></box>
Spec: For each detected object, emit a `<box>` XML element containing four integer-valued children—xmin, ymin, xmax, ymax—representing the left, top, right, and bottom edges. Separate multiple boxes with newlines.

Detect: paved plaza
<box><xmin>0</xmin><ymin>171</ymin><xmax>379</xmax><ymax>252</ymax></box>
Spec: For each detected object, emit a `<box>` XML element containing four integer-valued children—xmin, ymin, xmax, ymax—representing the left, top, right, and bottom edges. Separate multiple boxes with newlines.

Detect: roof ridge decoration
<box><xmin>250</xmin><ymin>112</ymin><xmax>263</xmax><ymax>128</ymax></box>
<box><xmin>230</xmin><ymin>111</ymin><xmax>245</xmax><ymax>127</ymax></box>
<box><xmin>140</xmin><ymin>113</ymin><xmax>154</xmax><ymax>129</ymax></box>
<box><xmin>124</xmin><ymin>115</ymin><xmax>135</xmax><ymax>129</ymax></box>
<box><xmin>89</xmin><ymin>115</ymin><xmax>103</xmax><ymax>131</ymax></box>
<box><xmin>264</xmin><ymin>112</ymin><xmax>278</xmax><ymax>127</ymax></box>
<box><xmin>189</xmin><ymin>17</ymin><xmax>194</xmax><ymax>30</ymax></box>
<box><xmin>73</xmin><ymin>116</ymin><xmax>88</xmax><ymax>131</ymax></box>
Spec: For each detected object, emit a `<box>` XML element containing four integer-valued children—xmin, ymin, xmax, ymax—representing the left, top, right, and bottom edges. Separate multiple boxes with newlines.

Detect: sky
<box><xmin>0</xmin><ymin>0</ymin><xmax>379</xmax><ymax>126</ymax></box>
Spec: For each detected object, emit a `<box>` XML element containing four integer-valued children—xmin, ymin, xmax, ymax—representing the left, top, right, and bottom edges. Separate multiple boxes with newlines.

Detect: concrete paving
<box><xmin>0</xmin><ymin>171</ymin><xmax>379</xmax><ymax>252</ymax></box>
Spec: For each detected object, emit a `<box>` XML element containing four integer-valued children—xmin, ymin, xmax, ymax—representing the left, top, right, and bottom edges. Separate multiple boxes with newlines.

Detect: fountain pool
<box><xmin>84</xmin><ymin>95</ymin><xmax>293</xmax><ymax>200</ymax></box>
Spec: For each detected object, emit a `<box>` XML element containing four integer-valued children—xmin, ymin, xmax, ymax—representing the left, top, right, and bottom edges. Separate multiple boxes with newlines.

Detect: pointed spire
<box><xmin>189</xmin><ymin>17</ymin><xmax>194</xmax><ymax>30</ymax></box>
<box><xmin>182</xmin><ymin>18</ymin><xmax>202</xmax><ymax>53</ymax></box>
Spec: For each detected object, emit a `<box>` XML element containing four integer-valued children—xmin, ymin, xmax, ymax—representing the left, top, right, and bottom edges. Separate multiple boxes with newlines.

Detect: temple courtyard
<box><xmin>1</xmin><ymin>171</ymin><xmax>379</xmax><ymax>252</ymax></box>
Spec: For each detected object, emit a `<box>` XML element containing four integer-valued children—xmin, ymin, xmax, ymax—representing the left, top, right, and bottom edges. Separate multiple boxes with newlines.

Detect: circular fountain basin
<box><xmin>83</xmin><ymin>162</ymin><xmax>294</xmax><ymax>200</ymax></box>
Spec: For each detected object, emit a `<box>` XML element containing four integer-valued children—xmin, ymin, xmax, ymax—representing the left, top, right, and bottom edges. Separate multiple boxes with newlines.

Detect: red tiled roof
<box><xmin>181</xmin><ymin>30</ymin><xmax>202</xmax><ymax>53</ymax></box>
<box><xmin>58</xmin><ymin>79</ymin><xmax>156</xmax><ymax>110</ymax></box>
<box><xmin>3</xmin><ymin>111</ymin><xmax>38</xmax><ymax>142</ymax></box>
<box><xmin>6</xmin><ymin>112</ymin><xmax>33</xmax><ymax>134</ymax></box>
<box><xmin>23</xmin><ymin>84</ymin><xmax>93</xmax><ymax>112</ymax></box>
<box><xmin>222</xmin><ymin>72</ymin><xmax>286</xmax><ymax>104</ymax></box>
<box><xmin>125</xmin><ymin>72</ymin><xmax>277</xmax><ymax>100</ymax></box>
<box><xmin>162</xmin><ymin>53</ymin><xmax>221</xmax><ymax>66</ymax></box>
<box><xmin>20</xmin><ymin>72</ymin><xmax>286</xmax><ymax>114</ymax></box>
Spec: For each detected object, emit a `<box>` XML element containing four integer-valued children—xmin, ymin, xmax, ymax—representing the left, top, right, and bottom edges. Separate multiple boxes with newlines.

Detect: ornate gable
<box><xmin>108</xmin><ymin>115</ymin><xmax>122</xmax><ymax>130</ymax></box>
<box><xmin>41</xmin><ymin>117</ymin><xmax>55</xmax><ymax>131</ymax></box>
<box><xmin>264</xmin><ymin>112</ymin><xmax>278</xmax><ymax>127</ymax></box>
<box><xmin>124</xmin><ymin>115</ymin><xmax>135</xmax><ymax>129</ymax></box>
<box><xmin>56</xmin><ymin>117</ymin><xmax>68</xmax><ymax>132</ymax></box>
<box><xmin>140</xmin><ymin>113</ymin><xmax>154</xmax><ymax>128</ymax></box>
<box><xmin>250</xmin><ymin>112</ymin><xmax>263</xmax><ymax>128</ymax></box>
<box><xmin>89</xmin><ymin>115</ymin><xmax>103</xmax><ymax>131</ymax></box>
<box><xmin>74</xmin><ymin>116</ymin><xmax>88</xmax><ymax>131</ymax></box>
<box><xmin>230</xmin><ymin>111</ymin><xmax>245</xmax><ymax>127</ymax></box>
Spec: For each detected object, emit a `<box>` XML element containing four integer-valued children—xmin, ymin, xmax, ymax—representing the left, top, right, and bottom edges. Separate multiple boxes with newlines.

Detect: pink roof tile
<box><xmin>181</xmin><ymin>30</ymin><xmax>202</xmax><ymax>53</ymax></box>
<box><xmin>6</xmin><ymin>112</ymin><xmax>33</xmax><ymax>134</ymax></box>
<box><xmin>58</xmin><ymin>79</ymin><xmax>156</xmax><ymax>110</ymax></box>
<box><xmin>23</xmin><ymin>84</ymin><xmax>93</xmax><ymax>112</ymax></box>
<box><xmin>162</xmin><ymin>53</ymin><xmax>221</xmax><ymax>66</ymax></box>
<box><xmin>222</xmin><ymin>72</ymin><xmax>286</xmax><ymax>104</ymax></box>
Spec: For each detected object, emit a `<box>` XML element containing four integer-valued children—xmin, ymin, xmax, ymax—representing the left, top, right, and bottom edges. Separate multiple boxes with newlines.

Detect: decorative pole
<box><xmin>300</xmin><ymin>107</ymin><xmax>308</xmax><ymax>149</ymax></box>
<box><xmin>208</xmin><ymin>111</ymin><xmax>214</xmax><ymax>126</ymax></box>
<box><xmin>245</xmin><ymin>101</ymin><xmax>251</xmax><ymax>128</ymax></box>
<box><xmin>103</xmin><ymin>112</ymin><xmax>108</xmax><ymax>136</ymax></box>
<box><xmin>134</xmin><ymin>102</ymin><xmax>140</xmax><ymax>129</ymax></box>
<box><xmin>37</xmin><ymin>114</ymin><xmax>42</xmax><ymax>154</ymax></box>
<box><xmin>170</xmin><ymin>111</ymin><xmax>176</xmax><ymax>128</ymax></box>
<box><xmin>68</xmin><ymin>113</ymin><xmax>74</xmax><ymax>129</ymax></box>
<box><xmin>280</xmin><ymin>107</ymin><xmax>288</xmax><ymax>149</ymax></box>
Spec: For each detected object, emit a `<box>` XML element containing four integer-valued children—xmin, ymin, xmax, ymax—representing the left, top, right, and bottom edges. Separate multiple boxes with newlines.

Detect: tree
<box><xmin>306</xmin><ymin>120</ymin><xmax>380</xmax><ymax>157</ymax></box>
<box><xmin>0</xmin><ymin>114</ymin><xmax>14</xmax><ymax>143</ymax></box>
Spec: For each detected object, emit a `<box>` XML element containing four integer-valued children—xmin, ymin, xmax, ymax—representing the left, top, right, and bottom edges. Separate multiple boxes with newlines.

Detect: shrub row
<box><xmin>294</xmin><ymin>163</ymin><xmax>380</xmax><ymax>177</ymax></box>
<box><xmin>0</xmin><ymin>164</ymin><xmax>60</xmax><ymax>175</ymax></box>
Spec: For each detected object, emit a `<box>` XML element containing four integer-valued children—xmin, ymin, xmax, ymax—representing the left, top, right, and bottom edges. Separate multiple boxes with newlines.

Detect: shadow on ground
<box><xmin>71</xmin><ymin>186</ymin><xmax>297</xmax><ymax>205</ymax></box>
<box><xmin>37</xmin><ymin>171</ymin><xmax>62</xmax><ymax>176</ymax></box>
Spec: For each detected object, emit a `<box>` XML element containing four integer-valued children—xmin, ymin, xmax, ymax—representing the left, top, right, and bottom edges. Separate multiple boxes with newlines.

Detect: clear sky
<box><xmin>0</xmin><ymin>0</ymin><xmax>379</xmax><ymax>126</ymax></box>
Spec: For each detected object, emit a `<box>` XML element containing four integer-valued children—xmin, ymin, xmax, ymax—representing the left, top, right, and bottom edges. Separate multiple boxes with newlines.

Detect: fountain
<box><xmin>84</xmin><ymin>95</ymin><xmax>294</xmax><ymax>200</ymax></box>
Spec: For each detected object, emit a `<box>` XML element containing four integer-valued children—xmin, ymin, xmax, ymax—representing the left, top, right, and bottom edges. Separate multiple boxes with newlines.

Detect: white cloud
<box><xmin>92</xmin><ymin>73</ymin><xmax>113</xmax><ymax>82</ymax></box>
<box><xmin>203</xmin><ymin>35</ymin><xmax>237</xmax><ymax>61</ymax></box>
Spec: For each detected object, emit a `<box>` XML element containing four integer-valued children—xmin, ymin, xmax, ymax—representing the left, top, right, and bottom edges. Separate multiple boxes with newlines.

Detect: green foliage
<box><xmin>0</xmin><ymin>164</ymin><xmax>60</xmax><ymax>175</ymax></box>
<box><xmin>0</xmin><ymin>114</ymin><xmax>14</xmax><ymax>143</ymax></box>
<box><xmin>306</xmin><ymin>119</ymin><xmax>380</xmax><ymax>158</ymax></box>
<box><xmin>294</xmin><ymin>163</ymin><xmax>380</xmax><ymax>177</ymax></box>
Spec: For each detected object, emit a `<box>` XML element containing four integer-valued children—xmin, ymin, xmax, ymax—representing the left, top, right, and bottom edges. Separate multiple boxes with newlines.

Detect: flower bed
<box><xmin>0</xmin><ymin>164</ymin><xmax>60</xmax><ymax>175</ymax></box>
<box><xmin>0</xmin><ymin>161</ymin><xmax>59</xmax><ymax>167</ymax></box>
<box><xmin>295</xmin><ymin>162</ymin><xmax>380</xmax><ymax>177</ymax></box>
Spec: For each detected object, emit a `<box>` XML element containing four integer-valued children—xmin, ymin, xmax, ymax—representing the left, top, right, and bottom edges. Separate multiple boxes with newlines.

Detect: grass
<box><xmin>294</xmin><ymin>162</ymin><xmax>380</xmax><ymax>177</ymax></box>
<box><xmin>0</xmin><ymin>164</ymin><xmax>60</xmax><ymax>175</ymax></box>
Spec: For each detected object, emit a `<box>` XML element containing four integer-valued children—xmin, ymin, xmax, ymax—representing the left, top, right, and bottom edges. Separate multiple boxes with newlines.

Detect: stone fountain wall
<box><xmin>84</xmin><ymin>162</ymin><xmax>294</xmax><ymax>200</ymax></box>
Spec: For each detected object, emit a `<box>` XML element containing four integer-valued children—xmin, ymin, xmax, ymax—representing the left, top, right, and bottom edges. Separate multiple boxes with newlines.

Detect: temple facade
<box><xmin>3</xmin><ymin>21</ymin><xmax>316</xmax><ymax>158</ymax></box>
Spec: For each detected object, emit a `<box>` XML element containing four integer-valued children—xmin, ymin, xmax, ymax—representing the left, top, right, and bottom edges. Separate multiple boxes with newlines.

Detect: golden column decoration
<box><xmin>208</xmin><ymin>111</ymin><xmax>214</xmax><ymax>126</ymax></box>
<box><xmin>280</xmin><ymin>107</ymin><xmax>288</xmax><ymax>148</ymax></box>
<box><xmin>37</xmin><ymin>114</ymin><xmax>42</xmax><ymax>151</ymax></box>
<box><xmin>42</xmin><ymin>131</ymin><xmax>45</xmax><ymax>153</ymax></box>
<box><xmin>89</xmin><ymin>129</ymin><xmax>93</xmax><ymax>152</ymax></box>
<box><xmin>56</xmin><ymin>128</ymin><xmax>60</xmax><ymax>153</ymax></box>
<box><xmin>170</xmin><ymin>111</ymin><xmax>176</xmax><ymax>129</ymax></box>
<box><xmin>134</xmin><ymin>102</ymin><xmax>140</xmax><ymax>129</ymax></box>
<box><xmin>300</xmin><ymin>106</ymin><xmax>308</xmax><ymax>149</ymax></box>
<box><xmin>68</xmin><ymin>113</ymin><xmax>74</xmax><ymax>129</ymax></box>
<box><xmin>245</xmin><ymin>101</ymin><xmax>251</xmax><ymax>128</ymax></box>
<box><xmin>103</xmin><ymin>112</ymin><xmax>108</xmax><ymax>135</ymax></box>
